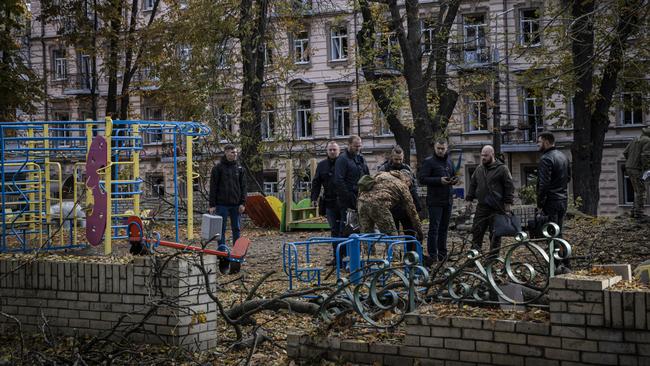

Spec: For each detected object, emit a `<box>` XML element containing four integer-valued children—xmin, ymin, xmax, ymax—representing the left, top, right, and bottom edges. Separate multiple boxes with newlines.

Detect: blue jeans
<box><xmin>216</xmin><ymin>205</ymin><xmax>241</xmax><ymax>247</ymax></box>
<box><xmin>427</xmin><ymin>204</ymin><xmax>452</xmax><ymax>261</ymax></box>
<box><xmin>326</xmin><ymin>207</ymin><xmax>343</xmax><ymax>258</ymax></box>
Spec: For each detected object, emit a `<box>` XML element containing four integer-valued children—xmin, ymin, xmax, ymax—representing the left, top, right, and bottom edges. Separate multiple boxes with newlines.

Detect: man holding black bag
<box><xmin>466</xmin><ymin>145</ymin><xmax>515</xmax><ymax>256</ymax></box>
<box><xmin>311</xmin><ymin>141</ymin><xmax>341</xmax><ymax>264</ymax></box>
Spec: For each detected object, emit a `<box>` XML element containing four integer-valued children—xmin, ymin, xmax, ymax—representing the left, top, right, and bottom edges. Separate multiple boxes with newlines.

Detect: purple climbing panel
<box><xmin>86</xmin><ymin>136</ymin><xmax>108</xmax><ymax>246</ymax></box>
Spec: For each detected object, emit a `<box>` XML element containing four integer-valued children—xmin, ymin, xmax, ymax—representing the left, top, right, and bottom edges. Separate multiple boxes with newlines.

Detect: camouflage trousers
<box><xmin>629</xmin><ymin>170</ymin><xmax>647</xmax><ymax>217</ymax></box>
<box><xmin>357</xmin><ymin>199</ymin><xmax>397</xmax><ymax>235</ymax></box>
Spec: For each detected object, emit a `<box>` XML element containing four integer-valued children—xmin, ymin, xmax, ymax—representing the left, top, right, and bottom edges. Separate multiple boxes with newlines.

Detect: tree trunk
<box><xmin>238</xmin><ymin>0</ymin><xmax>267</xmax><ymax>191</ymax></box>
<box><xmin>105</xmin><ymin>0</ymin><xmax>122</xmax><ymax>118</ymax></box>
<box><xmin>568</xmin><ymin>0</ymin><xmax>640</xmax><ymax>215</ymax></box>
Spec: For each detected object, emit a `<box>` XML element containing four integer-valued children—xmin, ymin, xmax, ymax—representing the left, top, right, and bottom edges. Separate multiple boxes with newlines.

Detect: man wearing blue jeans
<box><xmin>418</xmin><ymin>138</ymin><xmax>458</xmax><ymax>262</ymax></box>
<box><xmin>209</xmin><ymin>144</ymin><xmax>247</xmax><ymax>248</ymax></box>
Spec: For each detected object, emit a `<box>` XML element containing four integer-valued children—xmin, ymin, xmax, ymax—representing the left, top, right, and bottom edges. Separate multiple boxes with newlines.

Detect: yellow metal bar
<box><xmin>186</xmin><ymin>134</ymin><xmax>193</xmax><ymax>240</ymax></box>
<box><xmin>104</xmin><ymin>117</ymin><xmax>113</xmax><ymax>255</ymax></box>
<box><xmin>73</xmin><ymin>165</ymin><xmax>78</xmax><ymax>246</ymax></box>
<box><xmin>46</xmin><ymin>162</ymin><xmax>64</xmax><ymax>246</ymax></box>
<box><xmin>86</xmin><ymin>121</ymin><xmax>93</xmax><ymax>216</ymax></box>
<box><xmin>285</xmin><ymin>159</ymin><xmax>293</xmax><ymax>228</ymax></box>
<box><xmin>44</xmin><ymin>124</ymin><xmax>51</xmax><ymax>228</ymax></box>
<box><xmin>133</xmin><ymin>124</ymin><xmax>140</xmax><ymax>216</ymax></box>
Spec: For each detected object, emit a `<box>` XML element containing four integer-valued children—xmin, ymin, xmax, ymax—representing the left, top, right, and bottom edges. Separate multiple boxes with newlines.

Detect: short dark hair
<box><xmin>537</xmin><ymin>132</ymin><xmax>555</xmax><ymax>145</ymax></box>
<box><xmin>391</xmin><ymin>145</ymin><xmax>404</xmax><ymax>155</ymax></box>
<box><xmin>223</xmin><ymin>144</ymin><xmax>236</xmax><ymax>151</ymax></box>
<box><xmin>434</xmin><ymin>138</ymin><xmax>448</xmax><ymax>146</ymax></box>
<box><xmin>348</xmin><ymin>135</ymin><xmax>361</xmax><ymax>144</ymax></box>
<box><xmin>326</xmin><ymin>140</ymin><xmax>338</xmax><ymax>148</ymax></box>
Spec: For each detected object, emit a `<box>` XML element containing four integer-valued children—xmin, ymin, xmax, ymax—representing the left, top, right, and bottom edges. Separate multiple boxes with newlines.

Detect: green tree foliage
<box><xmin>0</xmin><ymin>0</ymin><xmax>43</xmax><ymax>121</ymax></box>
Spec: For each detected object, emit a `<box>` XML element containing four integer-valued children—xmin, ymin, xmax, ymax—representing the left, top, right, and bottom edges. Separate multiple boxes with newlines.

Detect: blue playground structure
<box><xmin>282</xmin><ymin>233</ymin><xmax>423</xmax><ymax>291</ymax></box>
<box><xmin>0</xmin><ymin>118</ymin><xmax>210</xmax><ymax>254</ymax></box>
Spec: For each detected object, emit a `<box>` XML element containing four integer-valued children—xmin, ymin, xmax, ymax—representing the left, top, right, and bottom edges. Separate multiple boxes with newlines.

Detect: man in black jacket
<box><xmin>311</xmin><ymin>141</ymin><xmax>341</xmax><ymax>261</ymax></box>
<box><xmin>418</xmin><ymin>138</ymin><xmax>458</xmax><ymax>261</ymax></box>
<box><xmin>209</xmin><ymin>144</ymin><xmax>247</xmax><ymax>248</ymax></box>
<box><xmin>335</xmin><ymin>135</ymin><xmax>369</xmax><ymax>227</ymax></box>
<box><xmin>537</xmin><ymin>132</ymin><xmax>570</xmax><ymax>236</ymax></box>
<box><xmin>378</xmin><ymin>145</ymin><xmax>422</xmax><ymax>239</ymax></box>
<box><xmin>466</xmin><ymin>145</ymin><xmax>515</xmax><ymax>255</ymax></box>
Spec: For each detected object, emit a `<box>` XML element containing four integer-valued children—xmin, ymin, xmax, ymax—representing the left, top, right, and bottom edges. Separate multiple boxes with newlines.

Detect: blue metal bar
<box><xmin>173</xmin><ymin>131</ymin><xmax>179</xmax><ymax>242</ymax></box>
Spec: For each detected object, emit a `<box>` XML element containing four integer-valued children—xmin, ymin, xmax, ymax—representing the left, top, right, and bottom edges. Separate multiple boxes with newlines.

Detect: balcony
<box><xmin>451</xmin><ymin>46</ymin><xmax>492</xmax><ymax>69</ymax></box>
<box><xmin>500</xmin><ymin>122</ymin><xmax>544</xmax><ymax>152</ymax></box>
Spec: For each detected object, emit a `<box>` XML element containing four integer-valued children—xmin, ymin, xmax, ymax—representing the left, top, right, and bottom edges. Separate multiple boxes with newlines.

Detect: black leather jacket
<box><xmin>537</xmin><ymin>147</ymin><xmax>570</xmax><ymax>208</ymax></box>
<box><xmin>334</xmin><ymin>149</ymin><xmax>369</xmax><ymax>210</ymax></box>
<box><xmin>311</xmin><ymin>157</ymin><xmax>339</xmax><ymax>210</ymax></box>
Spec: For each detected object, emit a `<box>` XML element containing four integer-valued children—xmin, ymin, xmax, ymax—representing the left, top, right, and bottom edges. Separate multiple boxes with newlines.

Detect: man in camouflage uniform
<box><xmin>357</xmin><ymin>170</ymin><xmax>424</xmax><ymax>242</ymax></box>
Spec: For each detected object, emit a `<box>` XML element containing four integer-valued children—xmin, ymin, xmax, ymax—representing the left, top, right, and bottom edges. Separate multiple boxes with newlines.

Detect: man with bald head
<box><xmin>466</xmin><ymin>145</ymin><xmax>515</xmax><ymax>256</ymax></box>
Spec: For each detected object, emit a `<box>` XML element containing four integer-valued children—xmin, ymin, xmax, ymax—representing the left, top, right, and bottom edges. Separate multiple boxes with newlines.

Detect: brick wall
<box><xmin>288</xmin><ymin>274</ymin><xmax>650</xmax><ymax>365</ymax></box>
<box><xmin>0</xmin><ymin>255</ymin><xmax>218</xmax><ymax>350</ymax></box>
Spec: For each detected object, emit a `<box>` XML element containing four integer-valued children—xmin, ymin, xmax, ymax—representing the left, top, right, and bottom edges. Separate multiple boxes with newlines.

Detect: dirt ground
<box><xmin>1</xmin><ymin>214</ymin><xmax>649</xmax><ymax>365</ymax></box>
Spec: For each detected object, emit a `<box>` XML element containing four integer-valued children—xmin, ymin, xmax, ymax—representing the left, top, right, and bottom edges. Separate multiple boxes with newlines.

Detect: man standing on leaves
<box><xmin>209</xmin><ymin>144</ymin><xmax>247</xmax><ymax>249</ymax></box>
<box><xmin>536</xmin><ymin>132</ymin><xmax>570</xmax><ymax>235</ymax></box>
<box><xmin>335</xmin><ymin>135</ymin><xmax>369</xmax><ymax>232</ymax></box>
<box><xmin>418</xmin><ymin>138</ymin><xmax>458</xmax><ymax>262</ymax></box>
<box><xmin>624</xmin><ymin>127</ymin><xmax>650</xmax><ymax>221</ymax></box>
<box><xmin>311</xmin><ymin>141</ymin><xmax>341</xmax><ymax>264</ymax></box>
<box><xmin>466</xmin><ymin>145</ymin><xmax>515</xmax><ymax>256</ymax></box>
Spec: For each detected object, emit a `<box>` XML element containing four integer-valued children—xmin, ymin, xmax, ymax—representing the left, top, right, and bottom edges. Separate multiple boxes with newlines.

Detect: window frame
<box><xmin>295</xmin><ymin>99</ymin><xmax>313</xmax><ymax>138</ymax></box>
<box><xmin>261</xmin><ymin>105</ymin><xmax>275</xmax><ymax>140</ymax></box>
<box><xmin>620</xmin><ymin>91</ymin><xmax>644</xmax><ymax>125</ymax></box>
<box><xmin>330</xmin><ymin>25</ymin><xmax>348</xmax><ymax>62</ymax></box>
<box><xmin>618</xmin><ymin>162</ymin><xmax>650</xmax><ymax>205</ymax></box>
<box><xmin>53</xmin><ymin>49</ymin><xmax>67</xmax><ymax>81</ymax></box>
<box><xmin>467</xmin><ymin>93</ymin><xmax>489</xmax><ymax>132</ymax></box>
<box><xmin>522</xmin><ymin>87</ymin><xmax>544</xmax><ymax>142</ymax></box>
<box><xmin>519</xmin><ymin>8</ymin><xmax>541</xmax><ymax>47</ymax></box>
<box><xmin>462</xmin><ymin>14</ymin><xmax>488</xmax><ymax>64</ymax></box>
<box><xmin>293</xmin><ymin>31</ymin><xmax>310</xmax><ymax>65</ymax></box>
<box><xmin>143</xmin><ymin>107</ymin><xmax>164</xmax><ymax>145</ymax></box>
<box><xmin>332</xmin><ymin>98</ymin><xmax>351</xmax><ymax>137</ymax></box>
<box><xmin>143</xmin><ymin>0</ymin><xmax>154</xmax><ymax>11</ymax></box>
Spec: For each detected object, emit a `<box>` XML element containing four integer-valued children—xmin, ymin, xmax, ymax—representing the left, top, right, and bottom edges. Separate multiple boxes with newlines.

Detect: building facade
<box><xmin>24</xmin><ymin>0</ymin><xmax>649</xmax><ymax>216</ymax></box>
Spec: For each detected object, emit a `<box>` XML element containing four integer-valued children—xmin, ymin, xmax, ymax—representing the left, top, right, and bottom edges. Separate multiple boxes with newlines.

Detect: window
<box><xmin>79</xmin><ymin>54</ymin><xmax>92</xmax><ymax>89</ymax></box>
<box><xmin>262</xmin><ymin>104</ymin><xmax>275</xmax><ymax>140</ymax></box>
<box><xmin>143</xmin><ymin>107</ymin><xmax>163</xmax><ymax>144</ymax></box>
<box><xmin>421</xmin><ymin>18</ymin><xmax>435</xmax><ymax>54</ymax></box>
<box><xmin>216</xmin><ymin>41</ymin><xmax>230</xmax><ymax>69</ymax></box>
<box><xmin>522</xmin><ymin>88</ymin><xmax>543</xmax><ymax>142</ymax></box>
<box><xmin>51</xmin><ymin>112</ymin><xmax>71</xmax><ymax>141</ymax></box>
<box><xmin>463</xmin><ymin>15</ymin><xmax>488</xmax><ymax>63</ymax></box>
<box><xmin>621</xmin><ymin>92</ymin><xmax>643</xmax><ymax>125</ymax></box>
<box><xmin>53</xmin><ymin>49</ymin><xmax>67</xmax><ymax>80</ymax></box>
<box><xmin>264</xmin><ymin>45</ymin><xmax>273</xmax><ymax>66</ymax></box>
<box><xmin>293</xmin><ymin>31</ymin><xmax>310</xmax><ymax>64</ymax></box>
<box><xmin>330</xmin><ymin>26</ymin><xmax>348</xmax><ymax>61</ymax></box>
<box><xmin>178</xmin><ymin>44</ymin><xmax>191</xmax><ymax>62</ymax></box>
<box><xmin>214</xmin><ymin>104</ymin><xmax>234</xmax><ymax>142</ymax></box>
<box><xmin>375</xmin><ymin>32</ymin><xmax>400</xmax><ymax>69</ymax></box>
<box><xmin>263</xmin><ymin>170</ymin><xmax>279</xmax><ymax>196</ymax></box>
<box><xmin>143</xmin><ymin>0</ymin><xmax>154</xmax><ymax>11</ymax></box>
<box><xmin>521</xmin><ymin>165</ymin><xmax>538</xmax><ymax>186</ymax></box>
<box><xmin>147</xmin><ymin>173</ymin><xmax>165</xmax><ymax>198</ymax></box>
<box><xmin>519</xmin><ymin>9</ymin><xmax>541</xmax><ymax>46</ymax></box>
<box><xmin>295</xmin><ymin>100</ymin><xmax>312</xmax><ymax>138</ymax></box>
<box><xmin>467</xmin><ymin>93</ymin><xmax>488</xmax><ymax>131</ymax></box>
<box><xmin>332</xmin><ymin>98</ymin><xmax>350</xmax><ymax>137</ymax></box>
<box><xmin>377</xmin><ymin>110</ymin><xmax>393</xmax><ymax>136</ymax></box>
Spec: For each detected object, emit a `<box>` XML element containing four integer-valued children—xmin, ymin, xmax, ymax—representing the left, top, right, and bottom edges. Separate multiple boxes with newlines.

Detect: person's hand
<box><xmin>238</xmin><ymin>205</ymin><xmax>245</xmax><ymax>214</ymax></box>
<box><xmin>450</xmin><ymin>176</ymin><xmax>460</xmax><ymax>186</ymax></box>
<box><xmin>209</xmin><ymin>207</ymin><xmax>215</xmax><ymax>215</ymax></box>
<box><xmin>504</xmin><ymin>204</ymin><xmax>512</xmax><ymax>213</ymax></box>
<box><xmin>441</xmin><ymin>176</ymin><xmax>451</xmax><ymax>185</ymax></box>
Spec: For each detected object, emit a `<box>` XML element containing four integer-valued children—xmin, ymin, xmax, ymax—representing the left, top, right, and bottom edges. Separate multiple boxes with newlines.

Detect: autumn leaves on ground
<box><xmin>0</xmin><ymin>215</ymin><xmax>648</xmax><ymax>365</ymax></box>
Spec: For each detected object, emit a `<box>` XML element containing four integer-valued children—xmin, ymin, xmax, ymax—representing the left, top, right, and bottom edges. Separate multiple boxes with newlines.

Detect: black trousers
<box><xmin>542</xmin><ymin>199</ymin><xmax>569</xmax><ymax>268</ymax></box>
<box><xmin>471</xmin><ymin>203</ymin><xmax>501</xmax><ymax>257</ymax></box>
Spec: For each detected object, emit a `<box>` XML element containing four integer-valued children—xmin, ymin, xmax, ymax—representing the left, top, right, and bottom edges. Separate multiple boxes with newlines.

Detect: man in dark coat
<box><xmin>624</xmin><ymin>127</ymin><xmax>650</xmax><ymax>220</ymax></box>
<box><xmin>466</xmin><ymin>145</ymin><xmax>515</xmax><ymax>256</ymax></box>
<box><xmin>311</xmin><ymin>141</ymin><xmax>341</xmax><ymax>262</ymax></box>
<box><xmin>335</xmin><ymin>135</ymin><xmax>369</xmax><ymax>230</ymax></box>
<box><xmin>418</xmin><ymin>138</ymin><xmax>458</xmax><ymax>261</ymax></box>
<box><xmin>378</xmin><ymin>145</ymin><xmax>421</xmax><ymax>239</ymax></box>
<box><xmin>536</xmin><ymin>132</ymin><xmax>570</xmax><ymax>235</ymax></box>
<box><xmin>209</xmin><ymin>144</ymin><xmax>247</xmax><ymax>248</ymax></box>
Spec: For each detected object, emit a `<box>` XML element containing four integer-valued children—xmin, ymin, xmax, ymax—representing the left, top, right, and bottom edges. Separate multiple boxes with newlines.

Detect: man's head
<box><xmin>326</xmin><ymin>141</ymin><xmax>340</xmax><ymax>160</ymax></box>
<box><xmin>434</xmin><ymin>138</ymin><xmax>448</xmax><ymax>159</ymax></box>
<box><xmin>224</xmin><ymin>144</ymin><xmax>238</xmax><ymax>162</ymax></box>
<box><xmin>348</xmin><ymin>135</ymin><xmax>362</xmax><ymax>155</ymax></box>
<box><xmin>480</xmin><ymin>145</ymin><xmax>495</xmax><ymax>165</ymax></box>
<box><xmin>389</xmin><ymin>145</ymin><xmax>404</xmax><ymax>167</ymax></box>
<box><xmin>537</xmin><ymin>131</ymin><xmax>555</xmax><ymax>152</ymax></box>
